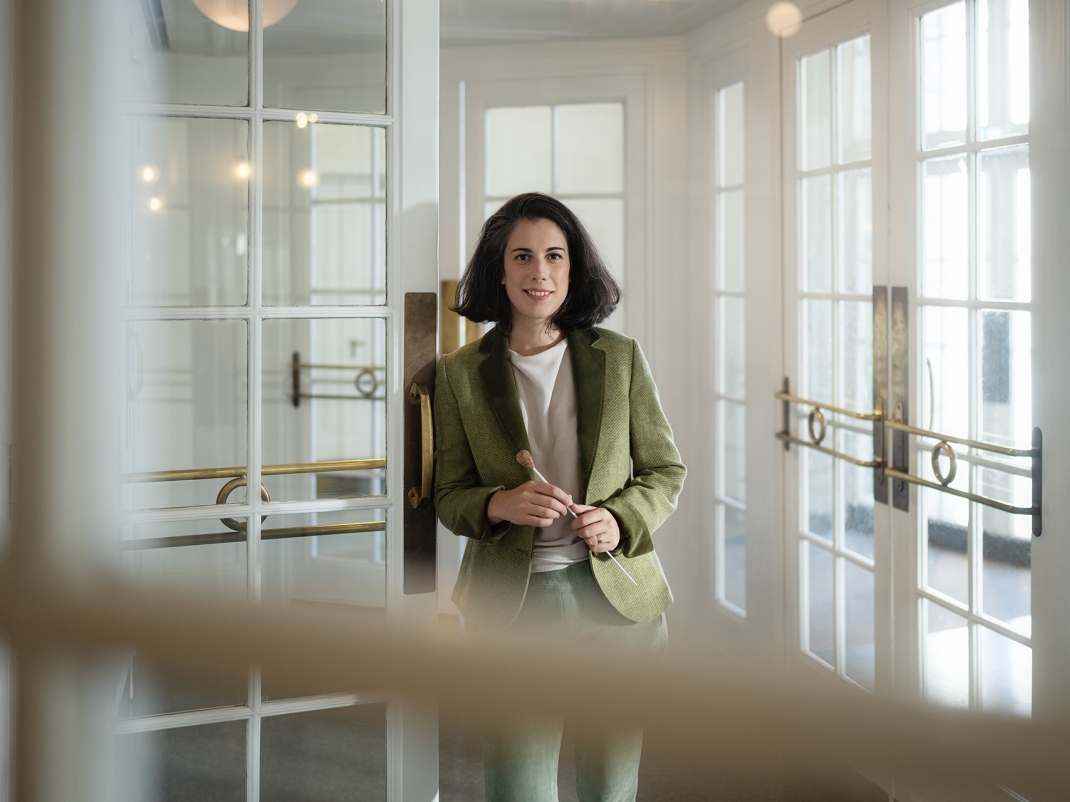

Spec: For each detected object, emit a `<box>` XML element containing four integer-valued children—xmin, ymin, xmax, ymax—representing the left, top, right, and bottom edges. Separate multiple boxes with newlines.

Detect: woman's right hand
<box><xmin>487</xmin><ymin>481</ymin><xmax>573</xmax><ymax>527</ymax></box>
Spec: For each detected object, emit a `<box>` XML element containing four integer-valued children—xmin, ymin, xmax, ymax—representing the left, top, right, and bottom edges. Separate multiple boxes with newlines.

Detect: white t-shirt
<box><xmin>509</xmin><ymin>339</ymin><xmax>589</xmax><ymax>573</ymax></box>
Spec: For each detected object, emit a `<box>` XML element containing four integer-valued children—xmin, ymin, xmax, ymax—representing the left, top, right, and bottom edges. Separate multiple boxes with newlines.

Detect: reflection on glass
<box><xmin>721</xmin><ymin>505</ymin><xmax>746</xmax><ymax>612</ymax></box>
<box><xmin>982</xmin><ymin>469</ymin><xmax>1031</xmax><ymax>637</ymax></box>
<box><xmin>260</xmin><ymin>704</ymin><xmax>388</xmax><ymax>801</ymax></box>
<box><xmin>127</xmin><ymin>0</ymin><xmax>248</xmax><ymax>107</ymax></box>
<box><xmin>800</xmin><ymin>49</ymin><xmax>831</xmax><ymax>171</ymax></box>
<box><xmin>921</xmin><ymin>155</ymin><xmax>968</xmax><ymax>299</ymax></box>
<box><xmin>837</xmin><ymin>168</ymin><xmax>872</xmax><ymax>293</ymax></box>
<box><xmin>841</xmin><ymin>431</ymin><xmax>874</xmax><ymax>559</ymax></box>
<box><xmin>979</xmin><ymin>627</ymin><xmax>1031</xmax><ymax>716</ymax></box>
<box><xmin>264</xmin><ymin>123</ymin><xmax>386</xmax><ymax>306</ymax></box>
<box><xmin>120</xmin><ymin>519</ymin><xmax>248</xmax><ymax>597</ymax></box>
<box><xmin>844</xmin><ymin>561</ymin><xmax>875</xmax><ymax>691</ymax></box>
<box><xmin>979</xmin><ymin>147</ymin><xmax>1031</xmax><ymax>301</ymax></box>
<box><xmin>719</xmin><ymin>297</ymin><xmax>745</xmax><ymax>398</ymax></box>
<box><xmin>805</xmin><ymin>449</ymin><xmax>833</xmax><ymax>540</ymax></box>
<box><xmin>981</xmin><ymin>309</ymin><xmax>1032</xmax><ymax>449</ymax></box>
<box><xmin>719</xmin><ymin>400</ymin><xmax>745</xmax><ymax>504</ymax></box>
<box><xmin>924</xmin><ymin>600</ymin><xmax>969</xmax><ymax>708</ymax></box>
<box><xmin>123</xmin><ymin>320</ymin><xmax>247</xmax><ymax>509</ymax></box>
<box><xmin>131</xmin><ymin>117</ymin><xmax>250</xmax><ymax>307</ymax></box>
<box><xmin>841</xmin><ymin>301</ymin><xmax>872</xmax><ymax>414</ymax></box>
<box><xmin>805</xmin><ymin>541</ymin><xmax>834</xmax><ymax>667</ymax></box>
<box><xmin>923</xmin><ymin>483</ymin><xmax>969</xmax><ymax>605</ymax></box>
<box><xmin>262</xmin><ymin>318</ymin><xmax>386</xmax><ymax>503</ymax></box>
<box><xmin>977</xmin><ymin>0</ymin><xmax>1030</xmax><ymax>141</ymax></box>
<box><xmin>837</xmin><ymin>36</ymin><xmax>872</xmax><ymax>164</ymax></box>
<box><xmin>117</xmin><ymin>652</ymin><xmax>247</xmax><ymax>720</ymax></box>
<box><xmin>922</xmin><ymin>306</ymin><xmax>968</xmax><ymax>438</ymax></box>
<box><xmin>556</xmin><ymin>104</ymin><xmax>624</xmax><ymax>195</ymax></box>
<box><xmin>718</xmin><ymin>82</ymin><xmax>745</xmax><ymax>189</ymax></box>
<box><xmin>920</xmin><ymin>3</ymin><xmax>967</xmax><ymax>151</ymax></box>
<box><xmin>486</xmin><ymin>106</ymin><xmax>552</xmax><ymax>196</ymax></box>
<box><xmin>718</xmin><ymin>190</ymin><xmax>745</xmax><ymax>292</ymax></box>
<box><xmin>803</xmin><ymin>299</ymin><xmax>832</xmax><ymax>404</ymax></box>
<box><xmin>801</xmin><ymin>175</ymin><xmax>832</xmax><ymax>292</ymax></box>
<box><xmin>116</xmin><ymin>721</ymin><xmax>247</xmax><ymax>802</ymax></box>
<box><xmin>263</xmin><ymin>0</ymin><xmax>386</xmax><ymax>114</ymax></box>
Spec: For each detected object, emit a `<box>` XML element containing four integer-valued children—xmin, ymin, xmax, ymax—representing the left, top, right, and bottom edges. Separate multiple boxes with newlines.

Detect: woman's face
<box><xmin>501</xmin><ymin>218</ymin><xmax>571</xmax><ymax>330</ymax></box>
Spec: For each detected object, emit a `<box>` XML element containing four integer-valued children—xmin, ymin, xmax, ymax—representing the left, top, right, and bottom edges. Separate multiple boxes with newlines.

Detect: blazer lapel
<box><xmin>569</xmin><ymin>328</ymin><xmax>605</xmax><ymax>502</ymax></box>
<box><xmin>478</xmin><ymin>327</ymin><xmax>532</xmax><ymax>457</ymax></box>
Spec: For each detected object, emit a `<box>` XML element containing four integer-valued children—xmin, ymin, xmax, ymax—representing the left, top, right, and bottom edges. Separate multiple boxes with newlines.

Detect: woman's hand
<box><xmin>487</xmin><ymin>481</ymin><xmax>573</xmax><ymax>527</ymax></box>
<box><xmin>570</xmin><ymin>504</ymin><xmax>621</xmax><ymax>553</ymax></box>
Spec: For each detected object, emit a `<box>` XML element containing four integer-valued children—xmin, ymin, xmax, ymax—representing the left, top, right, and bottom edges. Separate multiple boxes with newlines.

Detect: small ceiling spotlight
<box><xmin>234</xmin><ymin>161</ymin><xmax>252</xmax><ymax>180</ymax></box>
<box><xmin>296</xmin><ymin>112</ymin><xmax>308</xmax><ymax>129</ymax></box>
<box><xmin>766</xmin><ymin>1</ymin><xmax>803</xmax><ymax>37</ymax></box>
<box><xmin>139</xmin><ymin>164</ymin><xmax>160</xmax><ymax>184</ymax></box>
<box><xmin>298</xmin><ymin>169</ymin><xmax>319</xmax><ymax>188</ymax></box>
<box><xmin>148</xmin><ymin>197</ymin><xmax>163</xmax><ymax>212</ymax></box>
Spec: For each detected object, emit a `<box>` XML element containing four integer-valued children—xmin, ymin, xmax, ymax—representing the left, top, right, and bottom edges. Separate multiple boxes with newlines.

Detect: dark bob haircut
<box><xmin>452</xmin><ymin>193</ymin><xmax>621</xmax><ymax>333</ymax></box>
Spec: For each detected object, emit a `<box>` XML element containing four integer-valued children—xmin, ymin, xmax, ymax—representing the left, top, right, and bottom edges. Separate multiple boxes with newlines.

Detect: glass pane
<box><xmin>805</xmin><ymin>449</ymin><xmax>833</xmax><ymax>540</ymax></box>
<box><xmin>717</xmin><ymin>189</ymin><xmax>745</xmax><ymax>292</ymax></box>
<box><xmin>922</xmin><ymin>305</ymin><xmax>969</xmax><ymax>439</ymax></box>
<box><xmin>842</xmin><ymin>430</ymin><xmax>874</xmax><ymax>559</ymax></box>
<box><xmin>841</xmin><ymin>301</ymin><xmax>872</xmax><ymax>414</ymax></box>
<box><xmin>555</xmin><ymin>103</ymin><xmax>624</xmax><ymax>195</ymax></box>
<box><xmin>262</xmin><ymin>318</ymin><xmax>386</xmax><ymax>503</ymax></box>
<box><xmin>837</xmin><ymin>36</ymin><xmax>872</xmax><ymax>164</ymax></box>
<box><xmin>921</xmin><ymin>155</ymin><xmax>969</xmax><ymax>299</ymax></box>
<box><xmin>805</xmin><ymin>541</ymin><xmax>834</xmax><ymax>667</ymax></box>
<box><xmin>920</xmin><ymin>2</ymin><xmax>967</xmax><ymax>151</ymax></box>
<box><xmin>116</xmin><ymin>652</ymin><xmax>247</xmax><ymax>719</ymax></box>
<box><xmin>127</xmin><ymin>0</ymin><xmax>248</xmax><ymax>107</ymax></box>
<box><xmin>923</xmin><ymin>600</ymin><xmax>969</xmax><ymax>708</ymax></box>
<box><xmin>263</xmin><ymin>0</ymin><xmax>386</xmax><ymax>114</ymax></box>
<box><xmin>981</xmin><ymin>310</ymin><xmax>1032</xmax><ymax>458</ymax></box>
<box><xmin>123</xmin><ymin>319</ymin><xmax>248</xmax><ymax>510</ymax></box>
<box><xmin>115</xmin><ymin>721</ymin><xmax>246</xmax><ymax>802</ymax></box>
<box><xmin>845</xmin><ymin>561</ymin><xmax>875</xmax><ymax>691</ymax></box>
<box><xmin>803</xmin><ymin>299</ymin><xmax>833</xmax><ymax>404</ymax></box>
<box><xmin>977</xmin><ymin>0</ymin><xmax>1030</xmax><ymax>141</ymax></box>
<box><xmin>718</xmin><ymin>82</ymin><xmax>745</xmax><ymax>188</ymax></box>
<box><xmin>263</xmin><ymin>122</ymin><xmax>386</xmax><ymax>306</ymax></box>
<box><xmin>979</xmin><ymin>147</ymin><xmax>1031</xmax><ymax>301</ymax></box>
<box><xmin>837</xmin><ymin>168</ymin><xmax>872</xmax><ymax>293</ymax></box>
<box><xmin>719</xmin><ymin>296</ymin><xmax>745</xmax><ymax>398</ymax></box>
<box><xmin>721</xmin><ymin>505</ymin><xmax>746</xmax><ymax>612</ymax></box>
<box><xmin>981</xmin><ymin>468</ymin><xmax>1031</xmax><ymax>636</ymax></box>
<box><xmin>979</xmin><ymin>627</ymin><xmax>1031</xmax><ymax>716</ymax></box>
<box><xmin>800</xmin><ymin>49</ymin><xmax>831</xmax><ymax>171</ymax></box>
<box><xmin>131</xmin><ymin>117</ymin><xmax>249</xmax><ymax>307</ymax></box>
<box><xmin>119</xmin><ymin>519</ymin><xmax>248</xmax><ymax>597</ymax></box>
<box><xmin>486</xmin><ymin>106</ymin><xmax>552</xmax><ymax>196</ymax></box>
<box><xmin>923</xmin><ymin>481</ymin><xmax>969</xmax><ymax>605</ymax></box>
<box><xmin>261</xmin><ymin>704</ymin><xmax>388</xmax><ymax>801</ymax></box>
<box><xmin>800</xmin><ymin>175</ymin><xmax>832</xmax><ymax>292</ymax></box>
<box><xmin>719</xmin><ymin>400</ymin><xmax>745</xmax><ymax>504</ymax></box>
<box><xmin>564</xmin><ymin>198</ymin><xmax>625</xmax><ymax>330</ymax></box>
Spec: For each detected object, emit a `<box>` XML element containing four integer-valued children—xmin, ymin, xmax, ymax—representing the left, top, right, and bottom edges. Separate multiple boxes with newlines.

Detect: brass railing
<box><xmin>120</xmin><ymin>458</ymin><xmax>388</xmax><ymax>550</ymax></box>
<box><xmin>776</xmin><ymin>380</ymin><xmax>1042</xmax><ymax>535</ymax></box>
<box><xmin>291</xmin><ymin>351</ymin><xmax>386</xmax><ymax>406</ymax></box>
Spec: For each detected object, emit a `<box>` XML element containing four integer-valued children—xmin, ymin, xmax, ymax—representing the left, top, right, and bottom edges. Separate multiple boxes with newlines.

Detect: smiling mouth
<box><xmin>524</xmin><ymin>289</ymin><xmax>553</xmax><ymax>299</ymax></box>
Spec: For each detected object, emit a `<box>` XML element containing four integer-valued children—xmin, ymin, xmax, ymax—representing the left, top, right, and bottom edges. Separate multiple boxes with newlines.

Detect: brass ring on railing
<box><xmin>931</xmin><ymin>441</ymin><xmax>957</xmax><ymax>487</ymax></box>
<box><xmin>807</xmin><ymin>408</ymin><xmax>827</xmax><ymax>446</ymax></box>
<box><xmin>216</xmin><ymin>477</ymin><xmax>271</xmax><ymax>532</ymax></box>
<box><xmin>355</xmin><ymin>369</ymin><xmax>379</xmax><ymax>399</ymax></box>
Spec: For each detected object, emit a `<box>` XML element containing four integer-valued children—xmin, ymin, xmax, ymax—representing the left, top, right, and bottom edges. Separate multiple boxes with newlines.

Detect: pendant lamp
<box><xmin>191</xmin><ymin>0</ymin><xmax>301</xmax><ymax>32</ymax></box>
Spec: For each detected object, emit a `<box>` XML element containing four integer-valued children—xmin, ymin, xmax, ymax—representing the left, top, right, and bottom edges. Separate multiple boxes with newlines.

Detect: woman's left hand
<box><xmin>569</xmin><ymin>504</ymin><xmax>620</xmax><ymax>553</ymax></box>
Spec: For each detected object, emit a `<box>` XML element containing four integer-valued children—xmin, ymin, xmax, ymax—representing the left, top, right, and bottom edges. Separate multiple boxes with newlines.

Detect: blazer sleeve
<box><xmin>433</xmin><ymin>352</ymin><xmax>512</xmax><ymax>543</ymax></box>
<box><xmin>600</xmin><ymin>339</ymin><xmax>687</xmax><ymax>558</ymax></box>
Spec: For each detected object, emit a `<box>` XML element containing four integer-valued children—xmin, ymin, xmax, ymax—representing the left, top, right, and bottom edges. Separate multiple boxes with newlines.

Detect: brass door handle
<box><xmin>407</xmin><ymin>383</ymin><xmax>433</xmax><ymax>508</ymax></box>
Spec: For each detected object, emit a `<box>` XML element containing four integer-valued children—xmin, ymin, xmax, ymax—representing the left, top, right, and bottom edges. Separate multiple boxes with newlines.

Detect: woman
<box><xmin>434</xmin><ymin>193</ymin><xmax>685</xmax><ymax>802</ymax></box>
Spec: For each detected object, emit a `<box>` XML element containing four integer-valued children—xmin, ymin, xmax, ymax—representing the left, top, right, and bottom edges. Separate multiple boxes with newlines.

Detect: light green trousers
<box><xmin>482</xmin><ymin>560</ymin><xmax>667</xmax><ymax>802</ymax></box>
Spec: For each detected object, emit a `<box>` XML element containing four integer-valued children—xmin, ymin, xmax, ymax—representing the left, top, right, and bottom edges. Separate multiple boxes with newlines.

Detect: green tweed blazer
<box><xmin>434</xmin><ymin>325</ymin><xmax>686</xmax><ymax>628</ymax></box>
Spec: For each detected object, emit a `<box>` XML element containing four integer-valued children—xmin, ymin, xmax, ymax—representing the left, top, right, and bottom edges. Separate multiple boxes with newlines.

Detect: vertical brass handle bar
<box><xmin>407</xmin><ymin>383</ymin><xmax>434</xmax><ymax>508</ymax></box>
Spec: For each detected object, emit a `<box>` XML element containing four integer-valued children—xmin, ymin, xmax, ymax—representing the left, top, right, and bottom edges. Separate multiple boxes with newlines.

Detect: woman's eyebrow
<box><xmin>510</xmin><ymin>246</ymin><xmax>533</xmax><ymax>253</ymax></box>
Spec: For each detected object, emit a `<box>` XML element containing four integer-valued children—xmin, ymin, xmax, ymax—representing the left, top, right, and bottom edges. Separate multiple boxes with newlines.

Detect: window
<box><xmin>916</xmin><ymin>0</ymin><xmax>1032</xmax><ymax>716</ymax></box>
<box><xmin>712</xmin><ymin>82</ymin><xmax>746</xmax><ymax>615</ymax></box>
<box><xmin>484</xmin><ymin>102</ymin><xmax>626</xmax><ymax>329</ymax></box>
